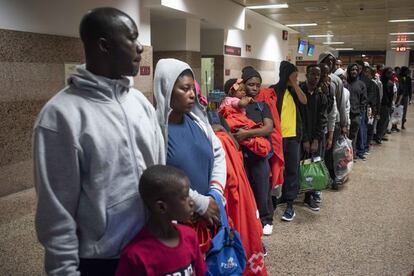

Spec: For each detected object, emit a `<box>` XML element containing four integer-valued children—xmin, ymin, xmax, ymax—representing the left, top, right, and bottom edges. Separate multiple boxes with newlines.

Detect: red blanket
<box><xmin>215</xmin><ymin>131</ymin><xmax>267</xmax><ymax>276</ymax></box>
<box><xmin>219</xmin><ymin>105</ymin><xmax>271</xmax><ymax>158</ymax></box>
<box><xmin>255</xmin><ymin>88</ymin><xmax>285</xmax><ymax>188</ymax></box>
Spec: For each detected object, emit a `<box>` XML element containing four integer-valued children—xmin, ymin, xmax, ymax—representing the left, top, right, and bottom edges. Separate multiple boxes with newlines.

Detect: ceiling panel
<box><xmin>232</xmin><ymin>0</ymin><xmax>414</xmax><ymax>50</ymax></box>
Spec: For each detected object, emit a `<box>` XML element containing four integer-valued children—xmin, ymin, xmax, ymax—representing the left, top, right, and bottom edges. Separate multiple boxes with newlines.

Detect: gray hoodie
<box><xmin>154</xmin><ymin>58</ymin><xmax>226</xmax><ymax>215</ymax></box>
<box><xmin>33</xmin><ymin>66</ymin><xmax>165</xmax><ymax>275</ymax></box>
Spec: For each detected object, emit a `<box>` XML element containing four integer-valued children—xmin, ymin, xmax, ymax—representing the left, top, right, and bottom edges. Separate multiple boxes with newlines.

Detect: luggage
<box><xmin>299</xmin><ymin>155</ymin><xmax>330</xmax><ymax>192</ymax></box>
<box><xmin>206</xmin><ymin>190</ymin><xmax>246</xmax><ymax>276</ymax></box>
<box><xmin>333</xmin><ymin>135</ymin><xmax>354</xmax><ymax>181</ymax></box>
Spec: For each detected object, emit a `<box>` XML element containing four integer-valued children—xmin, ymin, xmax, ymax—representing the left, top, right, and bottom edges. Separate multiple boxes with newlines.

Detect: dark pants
<box><xmin>79</xmin><ymin>258</ymin><xmax>119</xmax><ymax>276</ymax></box>
<box><xmin>324</xmin><ymin>124</ymin><xmax>340</xmax><ymax>181</ymax></box>
<box><xmin>402</xmin><ymin>96</ymin><xmax>409</xmax><ymax>125</ymax></box>
<box><xmin>376</xmin><ymin>105</ymin><xmax>391</xmax><ymax>140</ymax></box>
<box><xmin>281</xmin><ymin>137</ymin><xmax>300</xmax><ymax>205</ymax></box>
<box><xmin>356</xmin><ymin>111</ymin><xmax>367</xmax><ymax>156</ymax></box>
<box><xmin>244</xmin><ymin>149</ymin><xmax>273</xmax><ymax>226</ymax></box>
<box><xmin>349</xmin><ymin>115</ymin><xmax>361</xmax><ymax>157</ymax></box>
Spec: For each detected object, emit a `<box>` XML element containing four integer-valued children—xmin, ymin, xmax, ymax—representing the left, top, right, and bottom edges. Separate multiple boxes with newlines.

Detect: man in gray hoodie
<box><xmin>33</xmin><ymin>8</ymin><xmax>165</xmax><ymax>276</ymax></box>
<box><xmin>318</xmin><ymin>52</ymin><xmax>348</xmax><ymax>189</ymax></box>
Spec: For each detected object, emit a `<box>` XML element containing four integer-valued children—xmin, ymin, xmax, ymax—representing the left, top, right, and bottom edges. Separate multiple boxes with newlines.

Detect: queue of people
<box><xmin>32</xmin><ymin>7</ymin><xmax>412</xmax><ymax>276</ymax></box>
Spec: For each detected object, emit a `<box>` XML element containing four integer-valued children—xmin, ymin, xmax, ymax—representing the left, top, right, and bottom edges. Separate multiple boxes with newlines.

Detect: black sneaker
<box><xmin>304</xmin><ymin>196</ymin><xmax>320</xmax><ymax>211</ymax></box>
<box><xmin>281</xmin><ymin>206</ymin><xmax>296</xmax><ymax>221</ymax></box>
<box><xmin>332</xmin><ymin>181</ymin><xmax>339</xmax><ymax>190</ymax></box>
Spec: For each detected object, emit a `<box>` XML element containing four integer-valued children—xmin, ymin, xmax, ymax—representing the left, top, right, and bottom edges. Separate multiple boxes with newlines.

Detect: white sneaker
<box><xmin>263</xmin><ymin>224</ymin><xmax>273</xmax><ymax>236</ymax></box>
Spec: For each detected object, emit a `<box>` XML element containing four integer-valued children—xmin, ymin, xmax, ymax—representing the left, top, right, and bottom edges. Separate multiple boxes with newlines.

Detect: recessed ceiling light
<box><xmin>389</xmin><ymin>32</ymin><xmax>414</xmax><ymax>35</ymax></box>
<box><xmin>323</xmin><ymin>41</ymin><xmax>344</xmax><ymax>45</ymax></box>
<box><xmin>390</xmin><ymin>40</ymin><xmax>414</xmax><ymax>43</ymax></box>
<box><xmin>247</xmin><ymin>4</ymin><xmax>288</xmax><ymax>9</ymax></box>
<box><xmin>388</xmin><ymin>19</ymin><xmax>414</xmax><ymax>23</ymax></box>
<box><xmin>286</xmin><ymin>23</ymin><xmax>317</xmax><ymax>27</ymax></box>
<box><xmin>335</xmin><ymin>48</ymin><xmax>354</xmax><ymax>50</ymax></box>
<box><xmin>308</xmin><ymin>34</ymin><xmax>334</xmax><ymax>38</ymax></box>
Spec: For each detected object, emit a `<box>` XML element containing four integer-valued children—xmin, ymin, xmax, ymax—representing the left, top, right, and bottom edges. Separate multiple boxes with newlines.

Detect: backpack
<box><xmin>206</xmin><ymin>190</ymin><xmax>246</xmax><ymax>275</ymax></box>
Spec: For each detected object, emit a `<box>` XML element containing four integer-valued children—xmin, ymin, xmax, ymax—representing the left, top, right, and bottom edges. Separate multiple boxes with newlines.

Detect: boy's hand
<box><xmin>326</xmin><ymin>133</ymin><xmax>333</xmax><ymax>150</ymax></box>
<box><xmin>202</xmin><ymin>197</ymin><xmax>220</xmax><ymax>226</ymax></box>
<box><xmin>311</xmin><ymin>139</ymin><xmax>319</xmax><ymax>153</ymax></box>
<box><xmin>303</xmin><ymin>141</ymin><xmax>310</xmax><ymax>153</ymax></box>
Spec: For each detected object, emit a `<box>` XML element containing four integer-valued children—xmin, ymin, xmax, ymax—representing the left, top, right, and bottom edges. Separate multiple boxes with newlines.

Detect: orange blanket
<box><xmin>215</xmin><ymin>131</ymin><xmax>267</xmax><ymax>276</ymax></box>
<box><xmin>255</xmin><ymin>88</ymin><xmax>285</xmax><ymax>188</ymax></box>
<box><xmin>219</xmin><ymin>105</ymin><xmax>271</xmax><ymax>158</ymax></box>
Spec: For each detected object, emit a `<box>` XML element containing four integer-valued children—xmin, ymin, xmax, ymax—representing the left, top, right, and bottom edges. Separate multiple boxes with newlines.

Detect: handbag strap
<box><xmin>208</xmin><ymin>190</ymin><xmax>229</xmax><ymax>228</ymax></box>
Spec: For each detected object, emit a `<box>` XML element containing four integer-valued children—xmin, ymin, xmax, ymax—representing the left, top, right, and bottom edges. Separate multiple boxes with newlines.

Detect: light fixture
<box><xmin>391</xmin><ymin>47</ymin><xmax>411</xmax><ymax>49</ymax></box>
<box><xmin>308</xmin><ymin>34</ymin><xmax>334</xmax><ymax>38</ymax></box>
<box><xmin>335</xmin><ymin>48</ymin><xmax>354</xmax><ymax>50</ymax></box>
<box><xmin>247</xmin><ymin>4</ymin><xmax>288</xmax><ymax>9</ymax></box>
<box><xmin>322</xmin><ymin>41</ymin><xmax>344</xmax><ymax>45</ymax></box>
<box><xmin>390</xmin><ymin>40</ymin><xmax>414</xmax><ymax>43</ymax></box>
<box><xmin>286</xmin><ymin>23</ymin><xmax>317</xmax><ymax>27</ymax></box>
<box><xmin>389</xmin><ymin>32</ymin><xmax>414</xmax><ymax>35</ymax></box>
<box><xmin>389</xmin><ymin>19</ymin><xmax>414</xmax><ymax>23</ymax></box>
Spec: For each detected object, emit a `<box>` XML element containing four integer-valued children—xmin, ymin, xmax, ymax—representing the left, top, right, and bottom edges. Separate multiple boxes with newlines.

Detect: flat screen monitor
<box><xmin>307</xmin><ymin>44</ymin><xmax>315</xmax><ymax>56</ymax></box>
<box><xmin>298</xmin><ymin>39</ymin><xmax>307</xmax><ymax>54</ymax></box>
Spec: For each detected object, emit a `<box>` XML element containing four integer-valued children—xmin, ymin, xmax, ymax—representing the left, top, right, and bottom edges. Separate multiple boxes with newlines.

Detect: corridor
<box><xmin>1</xmin><ymin>110</ymin><xmax>414</xmax><ymax>275</ymax></box>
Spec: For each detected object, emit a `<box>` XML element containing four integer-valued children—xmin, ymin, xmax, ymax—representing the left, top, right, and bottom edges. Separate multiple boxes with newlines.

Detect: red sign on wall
<box><xmin>295</xmin><ymin>60</ymin><xmax>317</xmax><ymax>66</ymax></box>
<box><xmin>140</xmin><ymin>66</ymin><xmax>151</xmax><ymax>76</ymax></box>
<box><xmin>224</xmin><ymin>45</ymin><xmax>241</xmax><ymax>56</ymax></box>
<box><xmin>282</xmin><ymin>30</ymin><xmax>288</xmax><ymax>41</ymax></box>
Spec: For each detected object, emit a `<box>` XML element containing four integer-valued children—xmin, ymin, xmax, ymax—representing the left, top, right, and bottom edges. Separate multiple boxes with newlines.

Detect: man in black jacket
<box><xmin>397</xmin><ymin>66</ymin><xmax>412</xmax><ymax>129</ymax></box>
<box><xmin>346</xmin><ymin>64</ymin><xmax>367</xmax><ymax>159</ymax></box>
<box><xmin>299</xmin><ymin>65</ymin><xmax>328</xmax><ymax>211</ymax></box>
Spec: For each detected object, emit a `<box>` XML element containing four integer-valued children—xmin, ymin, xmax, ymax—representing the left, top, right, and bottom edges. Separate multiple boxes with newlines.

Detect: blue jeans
<box><xmin>356</xmin><ymin>111</ymin><xmax>367</xmax><ymax>156</ymax></box>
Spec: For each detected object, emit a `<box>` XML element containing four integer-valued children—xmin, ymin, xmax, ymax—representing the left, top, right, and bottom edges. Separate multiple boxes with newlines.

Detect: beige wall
<box><xmin>153</xmin><ymin>51</ymin><xmax>202</xmax><ymax>83</ymax></box>
<box><xmin>0</xmin><ymin>29</ymin><xmax>153</xmax><ymax>197</ymax></box>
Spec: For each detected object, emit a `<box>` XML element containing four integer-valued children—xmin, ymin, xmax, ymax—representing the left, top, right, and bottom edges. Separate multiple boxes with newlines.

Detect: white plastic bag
<box><xmin>391</xmin><ymin>105</ymin><xmax>404</xmax><ymax>125</ymax></box>
<box><xmin>333</xmin><ymin>135</ymin><xmax>353</xmax><ymax>181</ymax></box>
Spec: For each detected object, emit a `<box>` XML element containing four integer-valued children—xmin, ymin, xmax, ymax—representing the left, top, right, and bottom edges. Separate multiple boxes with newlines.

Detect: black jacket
<box><xmin>381</xmin><ymin>81</ymin><xmax>394</xmax><ymax>108</ymax></box>
<box><xmin>299</xmin><ymin>82</ymin><xmax>328</xmax><ymax>143</ymax></box>
<box><xmin>347</xmin><ymin>79</ymin><xmax>367</xmax><ymax>117</ymax></box>
<box><xmin>398</xmin><ymin>76</ymin><xmax>412</xmax><ymax>99</ymax></box>
<box><xmin>360</xmin><ymin>75</ymin><xmax>378</xmax><ymax>113</ymax></box>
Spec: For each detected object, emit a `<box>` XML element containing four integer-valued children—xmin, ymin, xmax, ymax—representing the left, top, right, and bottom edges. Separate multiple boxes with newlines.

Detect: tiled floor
<box><xmin>1</xmin><ymin>110</ymin><xmax>413</xmax><ymax>275</ymax></box>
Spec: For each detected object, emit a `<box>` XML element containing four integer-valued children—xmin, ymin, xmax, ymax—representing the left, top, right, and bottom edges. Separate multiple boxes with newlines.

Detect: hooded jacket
<box><xmin>346</xmin><ymin>63</ymin><xmax>368</xmax><ymax>116</ymax></box>
<box><xmin>269</xmin><ymin>60</ymin><xmax>302</xmax><ymax>140</ymax></box>
<box><xmin>33</xmin><ymin>66</ymin><xmax>165</xmax><ymax>275</ymax></box>
<box><xmin>154</xmin><ymin>59</ymin><xmax>226</xmax><ymax>215</ymax></box>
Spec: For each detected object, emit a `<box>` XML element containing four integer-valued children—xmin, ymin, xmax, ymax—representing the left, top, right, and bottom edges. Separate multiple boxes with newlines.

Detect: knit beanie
<box><xmin>241</xmin><ymin>66</ymin><xmax>262</xmax><ymax>83</ymax></box>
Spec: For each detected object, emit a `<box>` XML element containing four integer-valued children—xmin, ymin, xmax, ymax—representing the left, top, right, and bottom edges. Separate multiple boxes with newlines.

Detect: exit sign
<box><xmin>140</xmin><ymin>66</ymin><xmax>151</xmax><ymax>75</ymax></box>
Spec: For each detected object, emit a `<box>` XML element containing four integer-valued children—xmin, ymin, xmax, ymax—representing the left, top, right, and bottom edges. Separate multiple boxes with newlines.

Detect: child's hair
<box><xmin>224</xmin><ymin>78</ymin><xmax>245</xmax><ymax>97</ymax></box>
<box><xmin>139</xmin><ymin>165</ymin><xmax>188</xmax><ymax>208</ymax></box>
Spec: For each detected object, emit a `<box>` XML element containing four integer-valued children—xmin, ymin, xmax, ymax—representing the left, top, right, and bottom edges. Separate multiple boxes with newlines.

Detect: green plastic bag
<box><xmin>299</xmin><ymin>157</ymin><xmax>330</xmax><ymax>192</ymax></box>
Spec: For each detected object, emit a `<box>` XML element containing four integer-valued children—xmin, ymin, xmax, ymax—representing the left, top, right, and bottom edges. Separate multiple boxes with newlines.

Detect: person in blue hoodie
<box><xmin>33</xmin><ymin>8</ymin><xmax>165</xmax><ymax>276</ymax></box>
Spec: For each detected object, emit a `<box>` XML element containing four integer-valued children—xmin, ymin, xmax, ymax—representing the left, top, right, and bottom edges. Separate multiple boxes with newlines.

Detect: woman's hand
<box><xmin>233</xmin><ymin>128</ymin><xmax>250</xmax><ymax>141</ymax></box>
<box><xmin>201</xmin><ymin>197</ymin><xmax>221</xmax><ymax>226</ymax></box>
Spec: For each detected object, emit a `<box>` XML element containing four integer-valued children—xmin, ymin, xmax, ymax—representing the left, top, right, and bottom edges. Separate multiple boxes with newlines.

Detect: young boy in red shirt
<box><xmin>116</xmin><ymin>165</ymin><xmax>207</xmax><ymax>276</ymax></box>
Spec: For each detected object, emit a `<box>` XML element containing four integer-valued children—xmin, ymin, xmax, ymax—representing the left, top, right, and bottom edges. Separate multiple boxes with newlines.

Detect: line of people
<box><xmin>32</xmin><ymin>7</ymin><xmax>412</xmax><ymax>276</ymax></box>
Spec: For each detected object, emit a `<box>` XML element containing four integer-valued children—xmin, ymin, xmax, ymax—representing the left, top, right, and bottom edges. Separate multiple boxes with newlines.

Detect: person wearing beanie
<box><xmin>318</xmin><ymin>51</ymin><xmax>348</xmax><ymax>188</ymax></box>
<box><xmin>269</xmin><ymin>61</ymin><xmax>307</xmax><ymax>222</ymax></box>
<box><xmin>233</xmin><ymin>66</ymin><xmax>275</xmax><ymax>235</ymax></box>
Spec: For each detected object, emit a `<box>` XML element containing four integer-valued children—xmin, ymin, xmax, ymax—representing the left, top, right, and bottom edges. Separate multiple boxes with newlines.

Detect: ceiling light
<box><xmin>390</xmin><ymin>40</ymin><xmax>414</xmax><ymax>43</ymax></box>
<box><xmin>308</xmin><ymin>34</ymin><xmax>334</xmax><ymax>38</ymax></box>
<box><xmin>323</xmin><ymin>41</ymin><xmax>344</xmax><ymax>45</ymax></box>
<box><xmin>286</xmin><ymin>23</ymin><xmax>317</xmax><ymax>27</ymax></box>
<box><xmin>389</xmin><ymin>19</ymin><xmax>414</xmax><ymax>23</ymax></box>
<box><xmin>335</xmin><ymin>48</ymin><xmax>354</xmax><ymax>50</ymax></box>
<box><xmin>247</xmin><ymin>4</ymin><xmax>288</xmax><ymax>9</ymax></box>
<box><xmin>389</xmin><ymin>32</ymin><xmax>414</xmax><ymax>35</ymax></box>
<box><xmin>391</xmin><ymin>47</ymin><xmax>411</xmax><ymax>49</ymax></box>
